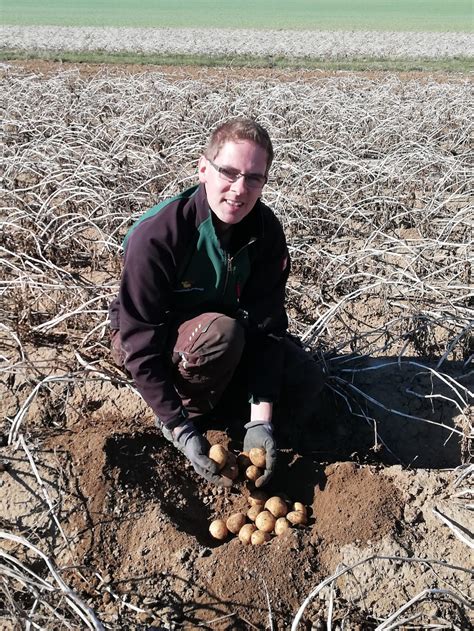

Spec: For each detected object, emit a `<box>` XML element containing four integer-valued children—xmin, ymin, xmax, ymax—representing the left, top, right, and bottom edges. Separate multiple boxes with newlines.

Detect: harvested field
<box><xmin>2</xmin><ymin>26</ymin><xmax>474</xmax><ymax>60</ymax></box>
<box><xmin>0</xmin><ymin>62</ymin><xmax>473</xmax><ymax>629</ymax></box>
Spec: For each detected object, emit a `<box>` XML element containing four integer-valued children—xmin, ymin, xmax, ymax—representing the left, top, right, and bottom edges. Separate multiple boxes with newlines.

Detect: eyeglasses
<box><xmin>207</xmin><ymin>158</ymin><xmax>267</xmax><ymax>189</ymax></box>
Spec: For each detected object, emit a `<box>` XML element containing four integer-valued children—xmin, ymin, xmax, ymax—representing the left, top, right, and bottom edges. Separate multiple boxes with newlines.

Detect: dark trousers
<box><xmin>110</xmin><ymin>312</ymin><xmax>325</xmax><ymax>425</ymax></box>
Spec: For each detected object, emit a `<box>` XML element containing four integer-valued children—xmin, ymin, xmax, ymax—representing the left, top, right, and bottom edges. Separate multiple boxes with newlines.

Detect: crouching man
<box><xmin>109</xmin><ymin>118</ymin><xmax>324</xmax><ymax>487</ymax></box>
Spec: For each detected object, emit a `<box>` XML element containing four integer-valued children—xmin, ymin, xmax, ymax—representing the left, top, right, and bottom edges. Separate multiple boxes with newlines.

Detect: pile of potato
<box><xmin>208</xmin><ymin>444</ymin><xmax>308</xmax><ymax>545</ymax></box>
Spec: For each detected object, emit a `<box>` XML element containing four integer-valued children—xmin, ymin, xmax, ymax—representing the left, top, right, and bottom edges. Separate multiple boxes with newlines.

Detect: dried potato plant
<box><xmin>1</xmin><ymin>26</ymin><xmax>473</xmax><ymax>59</ymax></box>
<box><xmin>1</xmin><ymin>66</ymin><xmax>472</xmax><ymax>628</ymax></box>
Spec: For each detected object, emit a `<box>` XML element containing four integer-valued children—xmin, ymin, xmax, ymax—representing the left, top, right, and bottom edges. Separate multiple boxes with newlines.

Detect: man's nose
<box><xmin>230</xmin><ymin>174</ymin><xmax>249</xmax><ymax>193</ymax></box>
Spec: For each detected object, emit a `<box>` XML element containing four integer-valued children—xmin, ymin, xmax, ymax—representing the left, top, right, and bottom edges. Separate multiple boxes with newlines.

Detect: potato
<box><xmin>274</xmin><ymin>517</ymin><xmax>291</xmax><ymax>536</ymax></box>
<box><xmin>237</xmin><ymin>452</ymin><xmax>251</xmax><ymax>470</ymax></box>
<box><xmin>264</xmin><ymin>496</ymin><xmax>288</xmax><ymax>518</ymax></box>
<box><xmin>238</xmin><ymin>523</ymin><xmax>257</xmax><ymax>545</ymax></box>
<box><xmin>255</xmin><ymin>510</ymin><xmax>276</xmax><ymax>533</ymax></box>
<box><xmin>226</xmin><ymin>512</ymin><xmax>247</xmax><ymax>534</ymax></box>
<box><xmin>248</xmin><ymin>489</ymin><xmax>269</xmax><ymax>506</ymax></box>
<box><xmin>245</xmin><ymin>465</ymin><xmax>263</xmax><ymax>482</ymax></box>
<box><xmin>221</xmin><ymin>462</ymin><xmax>239</xmax><ymax>480</ymax></box>
<box><xmin>247</xmin><ymin>504</ymin><xmax>263</xmax><ymax>522</ymax></box>
<box><xmin>208</xmin><ymin>444</ymin><xmax>227</xmax><ymax>471</ymax></box>
<box><xmin>293</xmin><ymin>502</ymin><xmax>307</xmax><ymax>515</ymax></box>
<box><xmin>251</xmin><ymin>530</ymin><xmax>271</xmax><ymax>545</ymax></box>
<box><xmin>286</xmin><ymin>510</ymin><xmax>307</xmax><ymax>525</ymax></box>
<box><xmin>209</xmin><ymin>519</ymin><xmax>228</xmax><ymax>540</ymax></box>
<box><xmin>248</xmin><ymin>447</ymin><xmax>266</xmax><ymax>468</ymax></box>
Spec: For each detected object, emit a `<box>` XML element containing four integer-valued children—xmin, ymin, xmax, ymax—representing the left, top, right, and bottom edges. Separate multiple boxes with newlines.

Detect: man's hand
<box><xmin>161</xmin><ymin>419</ymin><xmax>232</xmax><ymax>487</ymax></box>
<box><xmin>243</xmin><ymin>421</ymin><xmax>277</xmax><ymax>487</ymax></box>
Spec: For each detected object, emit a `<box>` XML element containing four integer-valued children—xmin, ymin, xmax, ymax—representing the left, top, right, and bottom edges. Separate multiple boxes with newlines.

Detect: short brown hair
<box><xmin>205</xmin><ymin>118</ymin><xmax>274</xmax><ymax>173</ymax></box>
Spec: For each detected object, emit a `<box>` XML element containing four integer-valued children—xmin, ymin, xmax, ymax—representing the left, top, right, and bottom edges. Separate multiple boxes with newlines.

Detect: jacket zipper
<box><xmin>222</xmin><ymin>253</ymin><xmax>233</xmax><ymax>296</ymax></box>
<box><xmin>222</xmin><ymin>237</ymin><xmax>257</xmax><ymax>298</ymax></box>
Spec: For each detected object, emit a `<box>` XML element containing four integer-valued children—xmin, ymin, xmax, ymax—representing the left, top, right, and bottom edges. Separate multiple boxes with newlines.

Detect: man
<box><xmin>109</xmin><ymin>118</ymin><xmax>323</xmax><ymax>487</ymax></box>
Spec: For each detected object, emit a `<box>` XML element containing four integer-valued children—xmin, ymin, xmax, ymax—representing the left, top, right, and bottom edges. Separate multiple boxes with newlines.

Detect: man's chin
<box><xmin>217</xmin><ymin>210</ymin><xmax>245</xmax><ymax>226</ymax></box>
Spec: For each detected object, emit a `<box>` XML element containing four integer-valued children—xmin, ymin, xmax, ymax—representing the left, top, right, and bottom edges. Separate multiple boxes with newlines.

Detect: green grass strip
<box><xmin>1</xmin><ymin>49</ymin><xmax>473</xmax><ymax>73</ymax></box>
<box><xmin>2</xmin><ymin>0</ymin><xmax>473</xmax><ymax>31</ymax></box>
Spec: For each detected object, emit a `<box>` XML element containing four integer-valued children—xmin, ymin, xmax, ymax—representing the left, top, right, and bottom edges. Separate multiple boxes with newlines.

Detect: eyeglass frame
<box><xmin>206</xmin><ymin>157</ymin><xmax>268</xmax><ymax>189</ymax></box>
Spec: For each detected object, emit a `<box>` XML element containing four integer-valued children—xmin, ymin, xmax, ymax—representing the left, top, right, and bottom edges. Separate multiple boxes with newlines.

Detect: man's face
<box><xmin>198</xmin><ymin>140</ymin><xmax>268</xmax><ymax>229</ymax></box>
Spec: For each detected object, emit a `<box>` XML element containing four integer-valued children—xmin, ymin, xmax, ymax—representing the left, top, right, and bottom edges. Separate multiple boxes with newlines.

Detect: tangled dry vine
<box><xmin>2</xmin><ymin>26</ymin><xmax>473</xmax><ymax>59</ymax></box>
<box><xmin>1</xmin><ymin>65</ymin><xmax>473</xmax><ymax>628</ymax></box>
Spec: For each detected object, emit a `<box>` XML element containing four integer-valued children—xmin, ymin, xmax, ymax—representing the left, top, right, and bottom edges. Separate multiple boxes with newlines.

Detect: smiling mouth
<box><xmin>225</xmin><ymin>199</ymin><xmax>244</xmax><ymax>208</ymax></box>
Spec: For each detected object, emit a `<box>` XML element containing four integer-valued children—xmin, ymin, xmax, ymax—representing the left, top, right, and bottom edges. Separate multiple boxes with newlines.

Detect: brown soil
<box><xmin>1</xmin><ymin>389</ymin><xmax>470</xmax><ymax>628</ymax></box>
<box><xmin>4</xmin><ymin>58</ymin><xmax>470</xmax><ymax>84</ymax></box>
<box><xmin>40</xmin><ymin>415</ymin><xmax>406</xmax><ymax>628</ymax></box>
<box><xmin>312</xmin><ymin>462</ymin><xmax>402</xmax><ymax>546</ymax></box>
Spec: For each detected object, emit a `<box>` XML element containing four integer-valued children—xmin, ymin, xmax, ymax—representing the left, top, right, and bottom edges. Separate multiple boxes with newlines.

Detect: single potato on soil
<box><xmin>247</xmin><ymin>504</ymin><xmax>262</xmax><ymax>522</ymax></box>
<box><xmin>264</xmin><ymin>496</ymin><xmax>288</xmax><ymax>518</ymax></box>
<box><xmin>255</xmin><ymin>510</ymin><xmax>276</xmax><ymax>533</ymax></box>
<box><xmin>274</xmin><ymin>517</ymin><xmax>291</xmax><ymax>535</ymax></box>
<box><xmin>226</xmin><ymin>512</ymin><xmax>247</xmax><ymax>534</ymax></box>
<box><xmin>251</xmin><ymin>530</ymin><xmax>271</xmax><ymax>545</ymax></box>
<box><xmin>293</xmin><ymin>502</ymin><xmax>307</xmax><ymax>515</ymax></box>
<box><xmin>286</xmin><ymin>510</ymin><xmax>307</xmax><ymax>525</ymax></box>
<box><xmin>209</xmin><ymin>519</ymin><xmax>228</xmax><ymax>540</ymax></box>
<box><xmin>238</xmin><ymin>523</ymin><xmax>257</xmax><ymax>545</ymax></box>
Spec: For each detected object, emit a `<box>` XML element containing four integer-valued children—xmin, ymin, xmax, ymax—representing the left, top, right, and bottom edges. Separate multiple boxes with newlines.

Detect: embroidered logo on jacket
<box><xmin>174</xmin><ymin>280</ymin><xmax>204</xmax><ymax>293</ymax></box>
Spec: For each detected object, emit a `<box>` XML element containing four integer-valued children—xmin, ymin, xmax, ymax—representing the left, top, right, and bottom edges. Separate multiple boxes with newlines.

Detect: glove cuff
<box><xmin>244</xmin><ymin>420</ymin><xmax>274</xmax><ymax>432</ymax></box>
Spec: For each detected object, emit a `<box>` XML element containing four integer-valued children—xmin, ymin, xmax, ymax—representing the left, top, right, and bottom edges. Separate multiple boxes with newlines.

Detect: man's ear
<box><xmin>198</xmin><ymin>155</ymin><xmax>208</xmax><ymax>183</ymax></box>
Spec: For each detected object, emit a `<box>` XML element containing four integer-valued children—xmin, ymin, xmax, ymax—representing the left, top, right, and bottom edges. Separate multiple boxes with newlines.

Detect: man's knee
<box><xmin>109</xmin><ymin>329</ymin><xmax>126</xmax><ymax>367</ymax></box>
<box><xmin>174</xmin><ymin>312</ymin><xmax>245</xmax><ymax>374</ymax></box>
<box><xmin>212</xmin><ymin>313</ymin><xmax>245</xmax><ymax>354</ymax></box>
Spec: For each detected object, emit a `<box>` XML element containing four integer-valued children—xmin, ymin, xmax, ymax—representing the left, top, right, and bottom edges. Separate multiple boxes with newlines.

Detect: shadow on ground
<box><xmin>204</xmin><ymin>353</ymin><xmax>471</xmax><ymax>470</ymax></box>
<box><xmin>104</xmin><ymin>430</ymin><xmax>213</xmax><ymax>544</ymax></box>
<box><xmin>294</xmin><ymin>354</ymin><xmax>471</xmax><ymax>469</ymax></box>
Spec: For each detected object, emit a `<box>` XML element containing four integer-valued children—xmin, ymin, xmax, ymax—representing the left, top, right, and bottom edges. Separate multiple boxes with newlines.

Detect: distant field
<box><xmin>2</xmin><ymin>0</ymin><xmax>473</xmax><ymax>31</ymax></box>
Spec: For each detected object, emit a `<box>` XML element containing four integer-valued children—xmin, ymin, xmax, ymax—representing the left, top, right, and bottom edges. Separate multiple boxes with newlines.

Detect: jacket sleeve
<box><xmin>240</xmin><ymin>209</ymin><xmax>290</xmax><ymax>403</ymax></box>
<box><xmin>118</xmin><ymin>213</ymin><xmax>188</xmax><ymax>425</ymax></box>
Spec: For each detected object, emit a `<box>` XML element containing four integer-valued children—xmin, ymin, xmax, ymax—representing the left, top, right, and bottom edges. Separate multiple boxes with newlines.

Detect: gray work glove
<box><xmin>160</xmin><ymin>419</ymin><xmax>232</xmax><ymax>487</ymax></box>
<box><xmin>243</xmin><ymin>421</ymin><xmax>277</xmax><ymax>488</ymax></box>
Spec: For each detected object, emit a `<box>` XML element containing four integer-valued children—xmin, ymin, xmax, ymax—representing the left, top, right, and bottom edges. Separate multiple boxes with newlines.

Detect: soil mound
<box><xmin>18</xmin><ymin>417</ymin><xmax>462</xmax><ymax>628</ymax></box>
<box><xmin>313</xmin><ymin>462</ymin><xmax>402</xmax><ymax>546</ymax></box>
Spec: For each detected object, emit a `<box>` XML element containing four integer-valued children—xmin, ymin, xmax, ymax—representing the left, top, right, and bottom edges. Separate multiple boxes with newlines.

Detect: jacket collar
<box><xmin>193</xmin><ymin>182</ymin><xmax>264</xmax><ymax>245</ymax></box>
